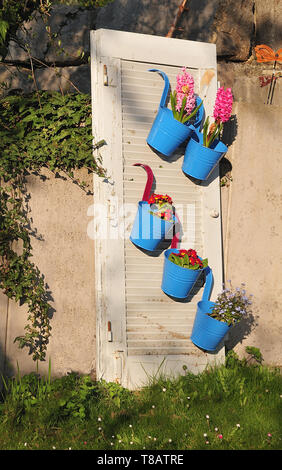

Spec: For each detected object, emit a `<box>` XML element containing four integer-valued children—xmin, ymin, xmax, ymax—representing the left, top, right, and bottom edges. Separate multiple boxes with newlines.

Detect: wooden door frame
<box><xmin>90</xmin><ymin>29</ymin><xmax>223</xmax><ymax>387</ymax></box>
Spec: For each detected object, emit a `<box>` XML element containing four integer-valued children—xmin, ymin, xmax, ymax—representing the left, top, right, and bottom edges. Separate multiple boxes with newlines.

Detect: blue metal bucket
<box><xmin>146</xmin><ymin>69</ymin><xmax>204</xmax><ymax>157</ymax></box>
<box><xmin>130</xmin><ymin>201</ymin><xmax>175</xmax><ymax>252</ymax></box>
<box><xmin>190</xmin><ymin>266</ymin><xmax>230</xmax><ymax>351</ymax></box>
<box><xmin>161</xmin><ymin>249</ymin><xmax>212</xmax><ymax>299</ymax></box>
<box><xmin>182</xmin><ymin>129</ymin><xmax>227</xmax><ymax>180</ymax></box>
<box><xmin>190</xmin><ymin>301</ymin><xmax>230</xmax><ymax>351</ymax></box>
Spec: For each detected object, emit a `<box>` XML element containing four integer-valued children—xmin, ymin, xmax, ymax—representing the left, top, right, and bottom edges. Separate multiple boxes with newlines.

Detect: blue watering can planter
<box><xmin>190</xmin><ymin>279</ymin><xmax>231</xmax><ymax>352</ymax></box>
<box><xmin>146</xmin><ymin>69</ymin><xmax>204</xmax><ymax>157</ymax></box>
<box><xmin>190</xmin><ymin>299</ymin><xmax>230</xmax><ymax>352</ymax></box>
<box><xmin>129</xmin><ymin>163</ymin><xmax>176</xmax><ymax>252</ymax></box>
<box><xmin>161</xmin><ymin>248</ymin><xmax>207</xmax><ymax>299</ymax></box>
<box><xmin>161</xmin><ymin>226</ymin><xmax>213</xmax><ymax>300</ymax></box>
<box><xmin>182</xmin><ymin>126</ymin><xmax>228</xmax><ymax>181</ymax></box>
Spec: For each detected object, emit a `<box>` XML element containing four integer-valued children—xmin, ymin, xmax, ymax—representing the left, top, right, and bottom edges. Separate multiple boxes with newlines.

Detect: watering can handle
<box><xmin>189</xmin><ymin>124</ymin><xmax>202</xmax><ymax>138</ymax></box>
<box><xmin>171</xmin><ymin>212</ymin><xmax>181</xmax><ymax>249</ymax></box>
<box><xmin>171</xmin><ymin>232</ymin><xmax>180</xmax><ymax>249</ymax></box>
<box><xmin>202</xmin><ymin>266</ymin><xmax>213</xmax><ymax>301</ymax></box>
<box><xmin>133</xmin><ymin>163</ymin><xmax>154</xmax><ymax>202</ymax></box>
<box><xmin>148</xmin><ymin>69</ymin><xmax>170</xmax><ymax>109</ymax></box>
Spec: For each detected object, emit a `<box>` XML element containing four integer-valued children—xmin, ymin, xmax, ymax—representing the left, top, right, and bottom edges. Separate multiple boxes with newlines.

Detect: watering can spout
<box><xmin>148</xmin><ymin>69</ymin><xmax>170</xmax><ymax>109</ymax></box>
<box><xmin>133</xmin><ymin>163</ymin><xmax>154</xmax><ymax>202</ymax></box>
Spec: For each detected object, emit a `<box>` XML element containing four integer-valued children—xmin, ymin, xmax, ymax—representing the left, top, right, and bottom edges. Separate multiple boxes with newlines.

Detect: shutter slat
<box><xmin>121</xmin><ymin>60</ymin><xmax>205</xmax><ymax>356</ymax></box>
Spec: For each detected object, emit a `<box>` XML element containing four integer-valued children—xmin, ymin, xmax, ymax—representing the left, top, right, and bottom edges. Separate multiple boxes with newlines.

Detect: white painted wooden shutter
<box><xmin>90</xmin><ymin>29</ymin><xmax>224</xmax><ymax>389</ymax></box>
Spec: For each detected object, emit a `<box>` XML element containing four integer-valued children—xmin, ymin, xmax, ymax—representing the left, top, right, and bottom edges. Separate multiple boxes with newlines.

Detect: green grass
<box><xmin>0</xmin><ymin>351</ymin><xmax>281</xmax><ymax>450</ymax></box>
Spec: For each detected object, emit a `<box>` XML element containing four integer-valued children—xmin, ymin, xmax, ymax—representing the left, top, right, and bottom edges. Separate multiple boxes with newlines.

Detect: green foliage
<box><xmin>0</xmin><ymin>92</ymin><xmax>105</xmax><ymax>180</ymax></box>
<box><xmin>0</xmin><ymin>0</ymin><xmax>110</xmax><ymax>363</ymax></box>
<box><xmin>57</xmin><ymin>375</ymin><xmax>99</xmax><ymax>420</ymax></box>
<box><xmin>0</xmin><ymin>1</ymin><xmax>42</xmax><ymax>57</ymax></box>
<box><xmin>0</xmin><ymin>355</ymin><xmax>281</xmax><ymax>450</ymax></box>
<box><xmin>0</xmin><ymin>179</ymin><xmax>52</xmax><ymax>361</ymax></box>
<box><xmin>97</xmin><ymin>380</ymin><xmax>134</xmax><ymax>409</ymax></box>
<box><xmin>1</xmin><ymin>360</ymin><xmax>52</xmax><ymax>425</ymax></box>
<box><xmin>0</xmin><ymin>1</ymin><xmax>114</xmax><ymax>59</ymax></box>
<box><xmin>0</xmin><ymin>91</ymin><xmax>105</xmax><ymax>361</ymax></box>
<box><xmin>170</xmin><ymin>90</ymin><xmax>203</xmax><ymax>124</ymax></box>
<box><xmin>245</xmin><ymin>346</ymin><xmax>263</xmax><ymax>364</ymax></box>
<box><xmin>168</xmin><ymin>253</ymin><xmax>208</xmax><ymax>270</ymax></box>
<box><xmin>208</xmin><ymin>283</ymin><xmax>252</xmax><ymax>326</ymax></box>
<box><xmin>202</xmin><ymin>116</ymin><xmax>223</xmax><ymax>148</ymax></box>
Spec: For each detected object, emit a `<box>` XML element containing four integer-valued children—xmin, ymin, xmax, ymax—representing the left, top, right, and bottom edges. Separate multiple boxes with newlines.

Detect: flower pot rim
<box><xmin>164</xmin><ymin>249</ymin><xmax>206</xmax><ymax>271</ymax></box>
<box><xmin>159</xmin><ymin>107</ymin><xmax>194</xmax><ymax>130</ymax></box>
<box><xmin>138</xmin><ymin>200</ymin><xmax>176</xmax><ymax>225</ymax></box>
<box><xmin>189</xmin><ymin>134</ymin><xmax>228</xmax><ymax>153</ymax></box>
<box><xmin>196</xmin><ymin>302</ymin><xmax>232</xmax><ymax>328</ymax></box>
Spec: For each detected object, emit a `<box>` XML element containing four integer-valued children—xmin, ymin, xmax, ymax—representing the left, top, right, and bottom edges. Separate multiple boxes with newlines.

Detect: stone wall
<box><xmin>0</xmin><ymin>0</ymin><xmax>281</xmax><ymax>375</ymax></box>
<box><xmin>1</xmin><ymin>1</ymin><xmax>281</xmax><ymax>103</ymax></box>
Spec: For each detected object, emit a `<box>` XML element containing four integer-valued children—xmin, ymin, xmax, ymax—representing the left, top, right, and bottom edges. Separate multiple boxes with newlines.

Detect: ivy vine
<box><xmin>0</xmin><ymin>91</ymin><xmax>105</xmax><ymax>361</ymax></box>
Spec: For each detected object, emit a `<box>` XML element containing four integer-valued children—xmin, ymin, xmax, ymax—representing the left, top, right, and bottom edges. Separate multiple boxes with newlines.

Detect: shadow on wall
<box><xmin>96</xmin><ymin>0</ymin><xmax>220</xmax><ymax>41</ymax></box>
<box><xmin>0</xmin><ymin>342</ymin><xmax>16</xmax><ymax>391</ymax></box>
<box><xmin>222</xmin><ymin>114</ymin><xmax>238</xmax><ymax>148</ymax></box>
<box><xmin>200</xmin><ymin>310</ymin><xmax>259</xmax><ymax>356</ymax></box>
<box><xmin>217</xmin><ymin>113</ymin><xmax>238</xmax><ymax>181</ymax></box>
<box><xmin>225</xmin><ymin>311</ymin><xmax>259</xmax><ymax>351</ymax></box>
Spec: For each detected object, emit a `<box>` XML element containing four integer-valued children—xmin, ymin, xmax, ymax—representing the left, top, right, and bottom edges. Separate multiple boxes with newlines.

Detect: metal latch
<box><xmin>107</xmin><ymin>321</ymin><xmax>113</xmax><ymax>341</ymax></box>
<box><xmin>103</xmin><ymin>64</ymin><xmax>108</xmax><ymax>86</ymax></box>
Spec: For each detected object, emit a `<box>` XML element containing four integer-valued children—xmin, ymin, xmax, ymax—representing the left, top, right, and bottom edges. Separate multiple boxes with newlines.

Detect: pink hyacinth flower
<box><xmin>175</xmin><ymin>67</ymin><xmax>196</xmax><ymax>116</ymax></box>
<box><xmin>213</xmin><ymin>87</ymin><xmax>233</xmax><ymax>123</ymax></box>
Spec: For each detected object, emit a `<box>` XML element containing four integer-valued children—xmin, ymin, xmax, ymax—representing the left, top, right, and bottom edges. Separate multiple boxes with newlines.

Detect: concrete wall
<box><xmin>0</xmin><ymin>0</ymin><xmax>281</xmax><ymax>376</ymax></box>
<box><xmin>0</xmin><ymin>168</ymin><xmax>96</xmax><ymax>378</ymax></box>
<box><xmin>222</xmin><ymin>102</ymin><xmax>282</xmax><ymax>364</ymax></box>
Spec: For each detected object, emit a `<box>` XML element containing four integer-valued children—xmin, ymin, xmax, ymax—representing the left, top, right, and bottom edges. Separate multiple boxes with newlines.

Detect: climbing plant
<box><xmin>0</xmin><ymin>0</ymin><xmax>113</xmax><ymax>363</ymax></box>
<box><xmin>0</xmin><ymin>91</ymin><xmax>105</xmax><ymax>361</ymax></box>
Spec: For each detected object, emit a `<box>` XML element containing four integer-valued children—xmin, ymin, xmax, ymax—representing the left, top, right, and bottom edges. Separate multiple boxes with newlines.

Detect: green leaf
<box><xmin>168</xmin><ymin>254</ymin><xmax>183</xmax><ymax>266</ymax></box>
<box><xmin>182</xmin><ymin>99</ymin><xmax>203</xmax><ymax>123</ymax></box>
<box><xmin>0</xmin><ymin>20</ymin><xmax>9</xmax><ymax>43</ymax></box>
<box><xmin>202</xmin><ymin>116</ymin><xmax>209</xmax><ymax>147</ymax></box>
<box><xmin>179</xmin><ymin>96</ymin><xmax>187</xmax><ymax>122</ymax></box>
